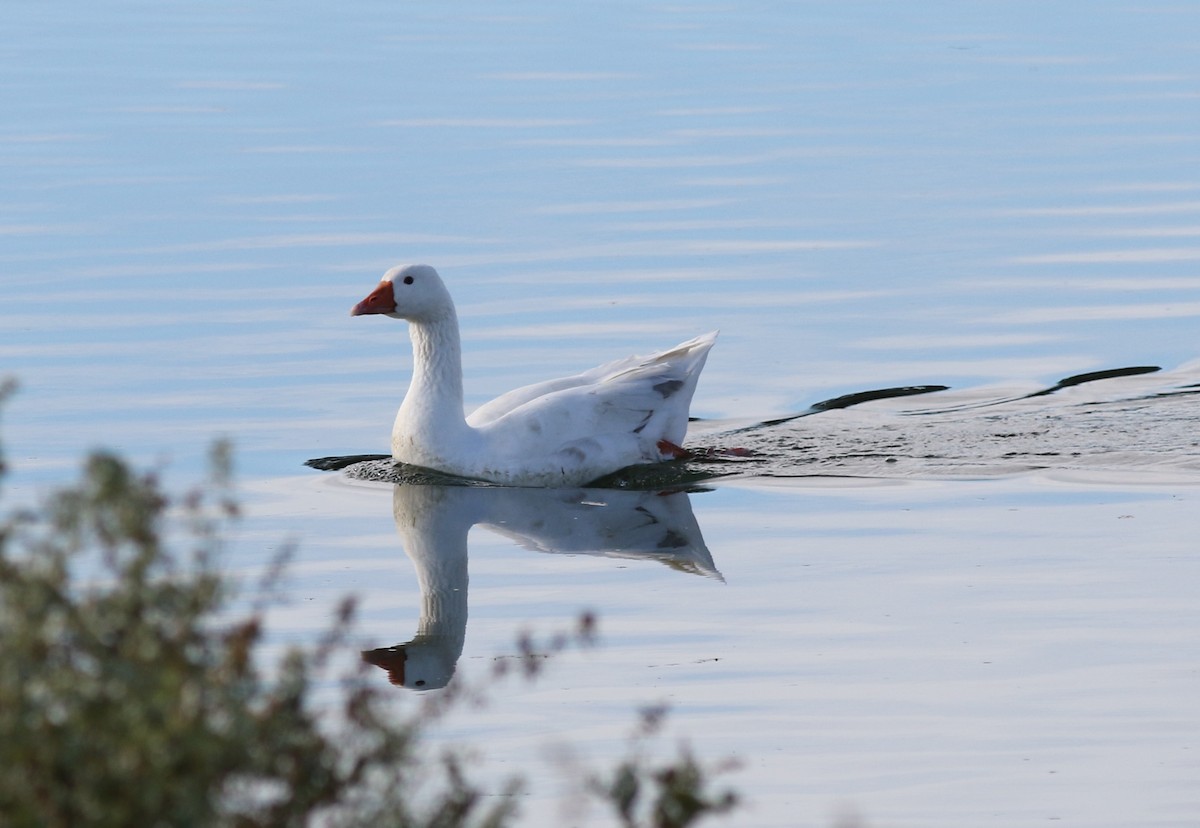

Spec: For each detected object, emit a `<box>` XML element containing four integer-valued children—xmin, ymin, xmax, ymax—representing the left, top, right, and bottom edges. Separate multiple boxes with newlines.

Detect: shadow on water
<box><xmin>357</xmin><ymin>483</ymin><xmax>718</xmax><ymax>691</ymax></box>
<box><xmin>721</xmin><ymin>363</ymin><xmax>1200</xmax><ymax>481</ymax></box>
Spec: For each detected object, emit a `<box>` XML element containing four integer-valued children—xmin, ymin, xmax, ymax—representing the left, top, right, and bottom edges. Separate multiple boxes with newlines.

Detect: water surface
<box><xmin>2</xmin><ymin>3</ymin><xmax>1199</xmax><ymax>825</ymax></box>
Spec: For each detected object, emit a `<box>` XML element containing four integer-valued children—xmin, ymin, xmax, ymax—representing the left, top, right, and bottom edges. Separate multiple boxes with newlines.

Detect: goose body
<box><xmin>351</xmin><ymin>264</ymin><xmax>716</xmax><ymax>487</ymax></box>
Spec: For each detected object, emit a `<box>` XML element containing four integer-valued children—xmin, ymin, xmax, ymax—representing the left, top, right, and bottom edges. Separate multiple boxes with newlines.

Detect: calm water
<box><xmin>3</xmin><ymin>3</ymin><xmax>1199</xmax><ymax>825</ymax></box>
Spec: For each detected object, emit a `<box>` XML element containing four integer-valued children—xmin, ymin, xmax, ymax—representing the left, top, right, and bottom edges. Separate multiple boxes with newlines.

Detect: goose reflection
<box><xmin>361</xmin><ymin>483</ymin><xmax>719</xmax><ymax>691</ymax></box>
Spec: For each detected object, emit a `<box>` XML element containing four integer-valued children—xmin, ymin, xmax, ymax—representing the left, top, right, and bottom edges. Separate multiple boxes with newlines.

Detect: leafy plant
<box><xmin>589</xmin><ymin>705</ymin><xmax>739</xmax><ymax>828</ymax></box>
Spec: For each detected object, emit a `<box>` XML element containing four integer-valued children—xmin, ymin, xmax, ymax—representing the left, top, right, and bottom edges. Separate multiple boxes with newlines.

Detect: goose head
<box><xmin>351</xmin><ymin>263</ymin><xmax>454</xmax><ymax>323</ymax></box>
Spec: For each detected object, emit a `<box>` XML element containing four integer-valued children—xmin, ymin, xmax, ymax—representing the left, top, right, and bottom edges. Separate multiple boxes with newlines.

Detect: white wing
<box><xmin>467</xmin><ymin>331</ymin><xmax>717</xmax><ymax>433</ymax></box>
<box><xmin>470</xmin><ymin>332</ymin><xmax>717</xmax><ymax>465</ymax></box>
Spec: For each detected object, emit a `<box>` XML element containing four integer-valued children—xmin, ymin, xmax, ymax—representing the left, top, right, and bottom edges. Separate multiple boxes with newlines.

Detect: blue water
<box><xmin>3</xmin><ymin>3</ymin><xmax>1199</xmax><ymax>825</ymax></box>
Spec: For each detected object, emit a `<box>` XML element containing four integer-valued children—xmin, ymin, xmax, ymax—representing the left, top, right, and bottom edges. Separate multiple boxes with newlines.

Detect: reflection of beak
<box><xmin>362</xmin><ymin>646</ymin><xmax>406</xmax><ymax>686</ymax></box>
<box><xmin>351</xmin><ymin>281</ymin><xmax>396</xmax><ymax>316</ymax></box>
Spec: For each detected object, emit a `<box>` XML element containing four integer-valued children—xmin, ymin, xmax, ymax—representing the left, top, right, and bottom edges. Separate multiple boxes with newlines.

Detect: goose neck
<box><xmin>404</xmin><ymin>315</ymin><xmax>466</xmax><ymax>421</ymax></box>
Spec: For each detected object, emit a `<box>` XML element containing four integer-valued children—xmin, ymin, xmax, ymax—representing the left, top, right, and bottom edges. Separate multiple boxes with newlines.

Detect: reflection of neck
<box><xmin>393</xmin><ymin>485</ymin><xmax>472</xmax><ymax>685</ymax></box>
<box><xmin>407</xmin><ymin>515</ymin><xmax>468</xmax><ymax>644</ymax></box>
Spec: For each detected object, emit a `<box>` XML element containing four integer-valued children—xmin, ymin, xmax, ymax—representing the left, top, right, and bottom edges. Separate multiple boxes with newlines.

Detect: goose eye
<box><xmin>403</xmin><ymin>275</ymin><xmax>414</xmax><ymax>285</ymax></box>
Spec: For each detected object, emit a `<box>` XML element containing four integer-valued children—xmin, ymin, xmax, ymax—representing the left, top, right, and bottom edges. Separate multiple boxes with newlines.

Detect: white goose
<box><xmin>351</xmin><ymin>264</ymin><xmax>716</xmax><ymax>487</ymax></box>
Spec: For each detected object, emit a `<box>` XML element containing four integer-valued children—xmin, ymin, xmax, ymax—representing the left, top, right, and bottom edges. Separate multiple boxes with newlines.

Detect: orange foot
<box><xmin>657</xmin><ymin>441</ymin><xmax>755</xmax><ymax>460</ymax></box>
<box><xmin>656</xmin><ymin>439</ymin><xmax>691</xmax><ymax>460</ymax></box>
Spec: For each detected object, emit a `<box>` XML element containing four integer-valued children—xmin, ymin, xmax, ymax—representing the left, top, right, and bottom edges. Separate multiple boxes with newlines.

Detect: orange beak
<box><xmin>351</xmin><ymin>281</ymin><xmax>396</xmax><ymax>316</ymax></box>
